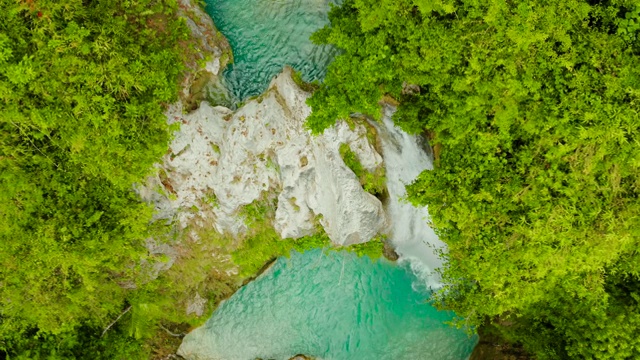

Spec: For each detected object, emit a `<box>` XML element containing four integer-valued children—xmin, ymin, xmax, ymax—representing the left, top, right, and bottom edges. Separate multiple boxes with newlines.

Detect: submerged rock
<box><xmin>288</xmin><ymin>355</ymin><xmax>314</xmax><ymax>360</ymax></box>
<box><xmin>140</xmin><ymin>67</ymin><xmax>386</xmax><ymax>246</ymax></box>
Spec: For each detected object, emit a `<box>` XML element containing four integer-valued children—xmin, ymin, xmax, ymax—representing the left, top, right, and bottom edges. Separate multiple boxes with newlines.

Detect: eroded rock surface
<box><xmin>140</xmin><ymin>67</ymin><xmax>386</xmax><ymax>246</ymax></box>
<box><xmin>177</xmin><ymin>0</ymin><xmax>231</xmax><ymax>77</ymax></box>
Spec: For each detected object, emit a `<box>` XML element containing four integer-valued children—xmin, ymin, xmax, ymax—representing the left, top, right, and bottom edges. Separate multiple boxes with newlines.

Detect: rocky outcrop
<box><xmin>176</xmin><ymin>0</ymin><xmax>233</xmax><ymax>109</ymax></box>
<box><xmin>177</xmin><ymin>0</ymin><xmax>231</xmax><ymax>78</ymax></box>
<box><xmin>185</xmin><ymin>292</ymin><xmax>208</xmax><ymax>317</ymax></box>
<box><xmin>134</xmin><ymin>2</ymin><xmax>388</xmax><ymax>327</ymax></box>
<box><xmin>139</xmin><ymin>67</ymin><xmax>386</xmax><ymax>246</ymax></box>
<box><xmin>470</xmin><ymin>329</ymin><xmax>530</xmax><ymax>360</ymax></box>
<box><xmin>382</xmin><ymin>238</ymin><xmax>400</xmax><ymax>261</ymax></box>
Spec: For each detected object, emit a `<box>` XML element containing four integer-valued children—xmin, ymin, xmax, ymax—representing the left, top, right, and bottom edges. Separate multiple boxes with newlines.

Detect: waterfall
<box><xmin>374</xmin><ymin>106</ymin><xmax>446</xmax><ymax>290</ymax></box>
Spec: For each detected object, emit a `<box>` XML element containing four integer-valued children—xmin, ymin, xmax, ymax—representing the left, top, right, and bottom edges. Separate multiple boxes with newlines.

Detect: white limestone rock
<box><xmin>205</xmin><ymin>57</ymin><xmax>220</xmax><ymax>76</ymax></box>
<box><xmin>140</xmin><ymin>67</ymin><xmax>386</xmax><ymax>246</ymax></box>
<box><xmin>186</xmin><ymin>292</ymin><xmax>208</xmax><ymax>317</ymax></box>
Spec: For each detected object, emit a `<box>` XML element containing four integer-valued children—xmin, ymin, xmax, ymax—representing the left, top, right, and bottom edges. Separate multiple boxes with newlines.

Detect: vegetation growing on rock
<box><xmin>339</xmin><ymin>143</ymin><xmax>387</xmax><ymax>198</ymax></box>
<box><xmin>291</xmin><ymin>69</ymin><xmax>320</xmax><ymax>93</ymax></box>
<box><xmin>234</xmin><ymin>195</ymin><xmax>387</xmax><ymax>277</ymax></box>
<box><xmin>344</xmin><ymin>235</ymin><xmax>386</xmax><ymax>260</ymax></box>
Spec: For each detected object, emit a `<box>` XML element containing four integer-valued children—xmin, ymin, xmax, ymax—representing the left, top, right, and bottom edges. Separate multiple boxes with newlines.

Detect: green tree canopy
<box><xmin>308</xmin><ymin>0</ymin><xmax>640</xmax><ymax>358</ymax></box>
<box><xmin>0</xmin><ymin>0</ymin><xmax>188</xmax><ymax>357</ymax></box>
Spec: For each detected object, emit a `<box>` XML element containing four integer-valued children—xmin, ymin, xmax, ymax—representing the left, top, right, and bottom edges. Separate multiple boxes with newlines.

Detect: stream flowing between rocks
<box><xmin>178</xmin><ymin>0</ymin><xmax>478</xmax><ymax>359</ymax></box>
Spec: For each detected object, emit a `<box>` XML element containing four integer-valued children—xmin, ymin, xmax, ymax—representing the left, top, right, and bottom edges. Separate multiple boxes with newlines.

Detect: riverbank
<box><xmin>470</xmin><ymin>325</ymin><xmax>530</xmax><ymax>360</ymax></box>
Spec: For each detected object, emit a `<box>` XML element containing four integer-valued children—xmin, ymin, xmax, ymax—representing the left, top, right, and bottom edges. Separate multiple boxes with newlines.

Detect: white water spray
<box><xmin>374</xmin><ymin>106</ymin><xmax>446</xmax><ymax>289</ymax></box>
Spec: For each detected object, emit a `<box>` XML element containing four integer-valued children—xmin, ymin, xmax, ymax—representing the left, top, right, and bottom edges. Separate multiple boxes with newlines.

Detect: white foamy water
<box><xmin>374</xmin><ymin>107</ymin><xmax>446</xmax><ymax>289</ymax></box>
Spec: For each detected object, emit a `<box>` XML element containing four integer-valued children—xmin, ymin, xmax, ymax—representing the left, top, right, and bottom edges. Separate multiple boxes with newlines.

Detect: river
<box><xmin>178</xmin><ymin>1</ymin><xmax>478</xmax><ymax>359</ymax></box>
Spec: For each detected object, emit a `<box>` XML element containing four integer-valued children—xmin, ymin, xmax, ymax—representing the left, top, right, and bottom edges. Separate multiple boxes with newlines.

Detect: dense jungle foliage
<box><xmin>308</xmin><ymin>0</ymin><xmax>640</xmax><ymax>358</ymax></box>
<box><xmin>0</xmin><ymin>0</ymin><xmax>190</xmax><ymax>357</ymax></box>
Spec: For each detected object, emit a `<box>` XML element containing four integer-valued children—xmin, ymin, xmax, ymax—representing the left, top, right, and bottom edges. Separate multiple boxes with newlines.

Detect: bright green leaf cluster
<box><xmin>339</xmin><ymin>143</ymin><xmax>387</xmax><ymax>197</ymax></box>
<box><xmin>0</xmin><ymin>0</ymin><xmax>190</xmax><ymax>357</ymax></box>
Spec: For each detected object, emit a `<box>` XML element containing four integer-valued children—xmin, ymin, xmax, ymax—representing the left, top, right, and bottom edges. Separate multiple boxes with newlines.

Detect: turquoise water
<box><xmin>179</xmin><ymin>250</ymin><xmax>477</xmax><ymax>360</ymax></box>
<box><xmin>204</xmin><ymin>0</ymin><xmax>337</xmax><ymax>101</ymax></box>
